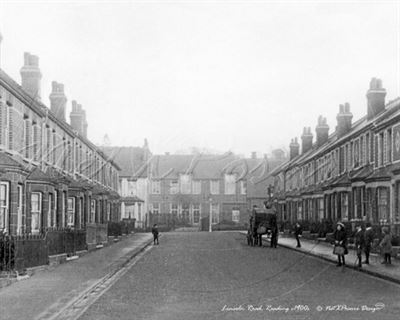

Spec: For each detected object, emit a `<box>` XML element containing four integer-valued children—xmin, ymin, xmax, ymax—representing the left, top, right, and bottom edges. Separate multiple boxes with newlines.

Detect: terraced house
<box><xmin>272</xmin><ymin>78</ymin><xmax>400</xmax><ymax>235</ymax></box>
<box><xmin>0</xmin><ymin>48</ymin><xmax>120</xmax><ymax>258</ymax></box>
<box><xmin>147</xmin><ymin>152</ymin><xmax>285</xmax><ymax>229</ymax></box>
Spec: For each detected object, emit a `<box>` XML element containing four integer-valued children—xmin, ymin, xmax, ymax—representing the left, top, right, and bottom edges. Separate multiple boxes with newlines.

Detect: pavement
<box><xmin>240</xmin><ymin>231</ymin><xmax>400</xmax><ymax>285</ymax></box>
<box><xmin>0</xmin><ymin>232</ymin><xmax>154</xmax><ymax>320</ymax></box>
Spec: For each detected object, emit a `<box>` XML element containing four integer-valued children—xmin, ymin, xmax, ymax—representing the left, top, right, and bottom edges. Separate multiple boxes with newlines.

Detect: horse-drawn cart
<box><xmin>247</xmin><ymin>207</ymin><xmax>277</xmax><ymax>246</ymax></box>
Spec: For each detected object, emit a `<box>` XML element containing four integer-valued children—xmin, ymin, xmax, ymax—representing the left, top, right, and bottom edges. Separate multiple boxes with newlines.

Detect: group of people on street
<box><xmin>247</xmin><ymin>215</ymin><xmax>279</xmax><ymax>248</ymax></box>
<box><xmin>290</xmin><ymin>220</ymin><xmax>393</xmax><ymax>268</ymax></box>
<box><xmin>333</xmin><ymin>221</ymin><xmax>392</xmax><ymax>268</ymax></box>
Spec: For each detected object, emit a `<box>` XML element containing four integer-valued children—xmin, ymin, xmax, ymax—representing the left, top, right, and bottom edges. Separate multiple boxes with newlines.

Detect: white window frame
<box><xmin>17</xmin><ymin>185</ymin><xmax>23</xmax><ymax>234</ymax></box>
<box><xmin>170</xmin><ymin>180</ymin><xmax>179</xmax><ymax>194</ymax></box>
<box><xmin>210</xmin><ymin>180</ymin><xmax>220</xmax><ymax>195</ymax></box>
<box><xmin>224</xmin><ymin>174</ymin><xmax>236</xmax><ymax>195</ymax></box>
<box><xmin>151</xmin><ymin>180</ymin><xmax>161</xmax><ymax>194</ymax></box>
<box><xmin>211</xmin><ymin>203</ymin><xmax>219</xmax><ymax>224</ymax></box>
<box><xmin>90</xmin><ymin>199</ymin><xmax>96</xmax><ymax>223</ymax></box>
<box><xmin>67</xmin><ymin>197</ymin><xmax>75</xmax><ymax>227</ymax></box>
<box><xmin>31</xmin><ymin>192</ymin><xmax>42</xmax><ymax>234</ymax></box>
<box><xmin>54</xmin><ymin>190</ymin><xmax>58</xmax><ymax>227</ymax></box>
<box><xmin>240</xmin><ymin>180</ymin><xmax>247</xmax><ymax>195</ymax></box>
<box><xmin>192</xmin><ymin>180</ymin><xmax>201</xmax><ymax>194</ymax></box>
<box><xmin>232</xmin><ymin>209</ymin><xmax>240</xmax><ymax>223</ymax></box>
<box><xmin>192</xmin><ymin>203</ymin><xmax>201</xmax><ymax>224</ymax></box>
<box><xmin>0</xmin><ymin>182</ymin><xmax>9</xmax><ymax>233</ymax></box>
<box><xmin>170</xmin><ymin>203</ymin><xmax>178</xmax><ymax>215</ymax></box>
<box><xmin>180</xmin><ymin>174</ymin><xmax>192</xmax><ymax>194</ymax></box>
<box><xmin>152</xmin><ymin>203</ymin><xmax>160</xmax><ymax>215</ymax></box>
<box><xmin>47</xmin><ymin>192</ymin><xmax>53</xmax><ymax>228</ymax></box>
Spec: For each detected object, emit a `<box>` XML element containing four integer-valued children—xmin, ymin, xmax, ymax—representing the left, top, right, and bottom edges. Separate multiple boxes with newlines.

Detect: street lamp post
<box><xmin>209</xmin><ymin>197</ymin><xmax>212</xmax><ymax>232</ymax></box>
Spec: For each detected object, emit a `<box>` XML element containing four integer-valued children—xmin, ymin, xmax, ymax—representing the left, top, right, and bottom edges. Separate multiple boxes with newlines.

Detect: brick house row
<box><xmin>271</xmin><ymin>78</ymin><xmax>400</xmax><ymax>235</ymax></box>
<box><xmin>146</xmin><ymin>152</ymin><xmax>285</xmax><ymax>227</ymax></box>
<box><xmin>0</xmin><ymin>51</ymin><xmax>120</xmax><ymax>237</ymax></box>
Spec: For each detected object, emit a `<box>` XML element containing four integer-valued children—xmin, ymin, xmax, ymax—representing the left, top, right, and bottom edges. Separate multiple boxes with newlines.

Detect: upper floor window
<box><xmin>152</xmin><ymin>203</ymin><xmax>160</xmax><ymax>214</ymax></box>
<box><xmin>128</xmin><ymin>180</ymin><xmax>137</xmax><ymax>196</ymax></box>
<box><xmin>180</xmin><ymin>174</ymin><xmax>191</xmax><ymax>194</ymax></box>
<box><xmin>387</xmin><ymin>129</ymin><xmax>392</xmax><ymax>164</ymax></box>
<box><xmin>192</xmin><ymin>180</ymin><xmax>201</xmax><ymax>194</ymax></box>
<box><xmin>151</xmin><ymin>180</ymin><xmax>161</xmax><ymax>194</ymax></box>
<box><xmin>224</xmin><ymin>174</ymin><xmax>236</xmax><ymax>195</ymax></box>
<box><xmin>210</xmin><ymin>180</ymin><xmax>220</xmax><ymax>195</ymax></box>
<box><xmin>353</xmin><ymin>139</ymin><xmax>360</xmax><ymax>168</ymax></box>
<box><xmin>170</xmin><ymin>180</ymin><xmax>178</xmax><ymax>194</ymax></box>
<box><xmin>240</xmin><ymin>180</ymin><xmax>247</xmax><ymax>195</ymax></box>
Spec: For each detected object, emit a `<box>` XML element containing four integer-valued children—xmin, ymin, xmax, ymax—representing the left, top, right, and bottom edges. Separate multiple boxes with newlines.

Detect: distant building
<box><xmin>102</xmin><ymin>148</ymin><xmax>286</xmax><ymax>229</ymax></box>
<box><xmin>102</xmin><ymin>143</ymin><xmax>151</xmax><ymax>228</ymax></box>
<box><xmin>146</xmin><ymin>152</ymin><xmax>285</xmax><ymax>227</ymax></box>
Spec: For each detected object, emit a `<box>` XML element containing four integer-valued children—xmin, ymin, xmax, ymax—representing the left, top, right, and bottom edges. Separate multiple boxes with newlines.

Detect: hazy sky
<box><xmin>0</xmin><ymin>0</ymin><xmax>399</xmax><ymax>156</ymax></box>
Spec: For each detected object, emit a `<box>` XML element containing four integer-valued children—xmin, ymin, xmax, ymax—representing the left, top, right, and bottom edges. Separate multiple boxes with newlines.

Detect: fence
<box><xmin>148</xmin><ymin>213</ymin><xmax>190</xmax><ymax>231</ymax></box>
<box><xmin>45</xmin><ymin>228</ymin><xmax>87</xmax><ymax>256</ymax></box>
<box><xmin>108</xmin><ymin>220</ymin><xmax>135</xmax><ymax>237</ymax></box>
<box><xmin>1</xmin><ymin>228</ymin><xmax>88</xmax><ymax>272</ymax></box>
<box><xmin>1</xmin><ymin>234</ymin><xmax>48</xmax><ymax>272</ymax></box>
<box><xmin>86</xmin><ymin>223</ymin><xmax>108</xmax><ymax>245</ymax></box>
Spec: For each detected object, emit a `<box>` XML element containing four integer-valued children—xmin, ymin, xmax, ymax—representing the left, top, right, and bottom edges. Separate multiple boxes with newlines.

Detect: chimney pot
<box><xmin>367</xmin><ymin>77</ymin><xmax>386</xmax><ymax>120</ymax></box>
<box><xmin>336</xmin><ymin>103</ymin><xmax>353</xmax><ymax>138</ymax></box>
<box><xmin>301</xmin><ymin>126</ymin><xmax>313</xmax><ymax>154</ymax></box>
<box><xmin>20</xmin><ymin>52</ymin><xmax>42</xmax><ymax>100</ymax></box>
<box><xmin>289</xmin><ymin>137</ymin><xmax>300</xmax><ymax>160</ymax></box>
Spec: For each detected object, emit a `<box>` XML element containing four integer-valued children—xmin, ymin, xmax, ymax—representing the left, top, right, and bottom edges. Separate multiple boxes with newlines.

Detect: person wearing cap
<box><xmin>363</xmin><ymin>222</ymin><xmax>374</xmax><ymax>264</ymax></box>
<box><xmin>333</xmin><ymin>222</ymin><xmax>348</xmax><ymax>266</ymax></box>
<box><xmin>152</xmin><ymin>224</ymin><xmax>159</xmax><ymax>245</ymax></box>
<box><xmin>379</xmin><ymin>227</ymin><xmax>392</xmax><ymax>264</ymax></box>
<box><xmin>354</xmin><ymin>224</ymin><xmax>365</xmax><ymax>268</ymax></box>
<box><xmin>294</xmin><ymin>222</ymin><xmax>302</xmax><ymax>248</ymax></box>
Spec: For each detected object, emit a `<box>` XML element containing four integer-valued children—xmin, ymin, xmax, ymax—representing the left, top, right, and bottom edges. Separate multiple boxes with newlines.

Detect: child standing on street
<box><xmin>380</xmin><ymin>227</ymin><xmax>392</xmax><ymax>264</ymax></box>
<box><xmin>152</xmin><ymin>224</ymin><xmax>159</xmax><ymax>245</ymax></box>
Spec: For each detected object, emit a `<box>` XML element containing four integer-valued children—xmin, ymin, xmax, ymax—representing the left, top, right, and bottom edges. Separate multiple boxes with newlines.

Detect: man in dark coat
<box><xmin>294</xmin><ymin>222</ymin><xmax>302</xmax><ymax>248</ymax></box>
<box><xmin>152</xmin><ymin>224</ymin><xmax>159</xmax><ymax>245</ymax></box>
<box><xmin>363</xmin><ymin>222</ymin><xmax>374</xmax><ymax>264</ymax></box>
<box><xmin>354</xmin><ymin>224</ymin><xmax>365</xmax><ymax>268</ymax></box>
<box><xmin>270</xmin><ymin>215</ymin><xmax>278</xmax><ymax>248</ymax></box>
<box><xmin>333</xmin><ymin>222</ymin><xmax>347</xmax><ymax>266</ymax></box>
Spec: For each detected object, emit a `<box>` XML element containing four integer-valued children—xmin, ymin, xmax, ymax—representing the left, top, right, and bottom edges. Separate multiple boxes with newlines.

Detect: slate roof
<box><xmin>0</xmin><ymin>69</ymin><xmax>120</xmax><ymax>171</ymax></box>
<box><xmin>101</xmin><ymin>146</ymin><xmax>148</xmax><ymax>178</ymax></box>
<box><xmin>0</xmin><ymin>152</ymin><xmax>26</xmax><ymax>169</ymax></box>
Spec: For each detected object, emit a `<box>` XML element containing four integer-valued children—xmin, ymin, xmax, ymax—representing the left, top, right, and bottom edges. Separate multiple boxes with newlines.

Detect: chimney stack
<box><xmin>367</xmin><ymin>78</ymin><xmax>386</xmax><ymax>120</ymax></box>
<box><xmin>251</xmin><ymin>151</ymin><xmax>257</xmax><ymax>159</ymax></box>
<box><xmin>315</xmin><ymin>116</ymin><xmax>329</xmax><ymax>147</ymax></box>
<box><xmin>83</xmin><ymin>110</ymin><xmax>88</xmax><ymax>138</ymax></box>
<box><xmin>0</xmin><ymin>32</ymin><xmax>3</xmax><ymax>68</ymax></box>
<box><xmin>289</xmin><ymin>137</ymin><xmax>300</xmax><ymax>160</ymax></box>
<box><xmin>49</xmin><ymin>81</ymin><xmax>67</xmax><ymax>122</ymax></box>
<box><xmin>336</xmin><ymin>103</ymin><xmax>353</xmax><ymax>139</ymax></box>
<box><xmin>70</xmin><ymin>100</ymin><xmax>85</xmax><ymax>136</ymax></box>
<box><xmin>20</xmin><ymin>52</ymin><xmax>42</xmax><ymax>101</ymax></box>
<box><xmin>301</xmin><ymin>127</ymin><xmax>313</xmax><ymax>154</ymax></box>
